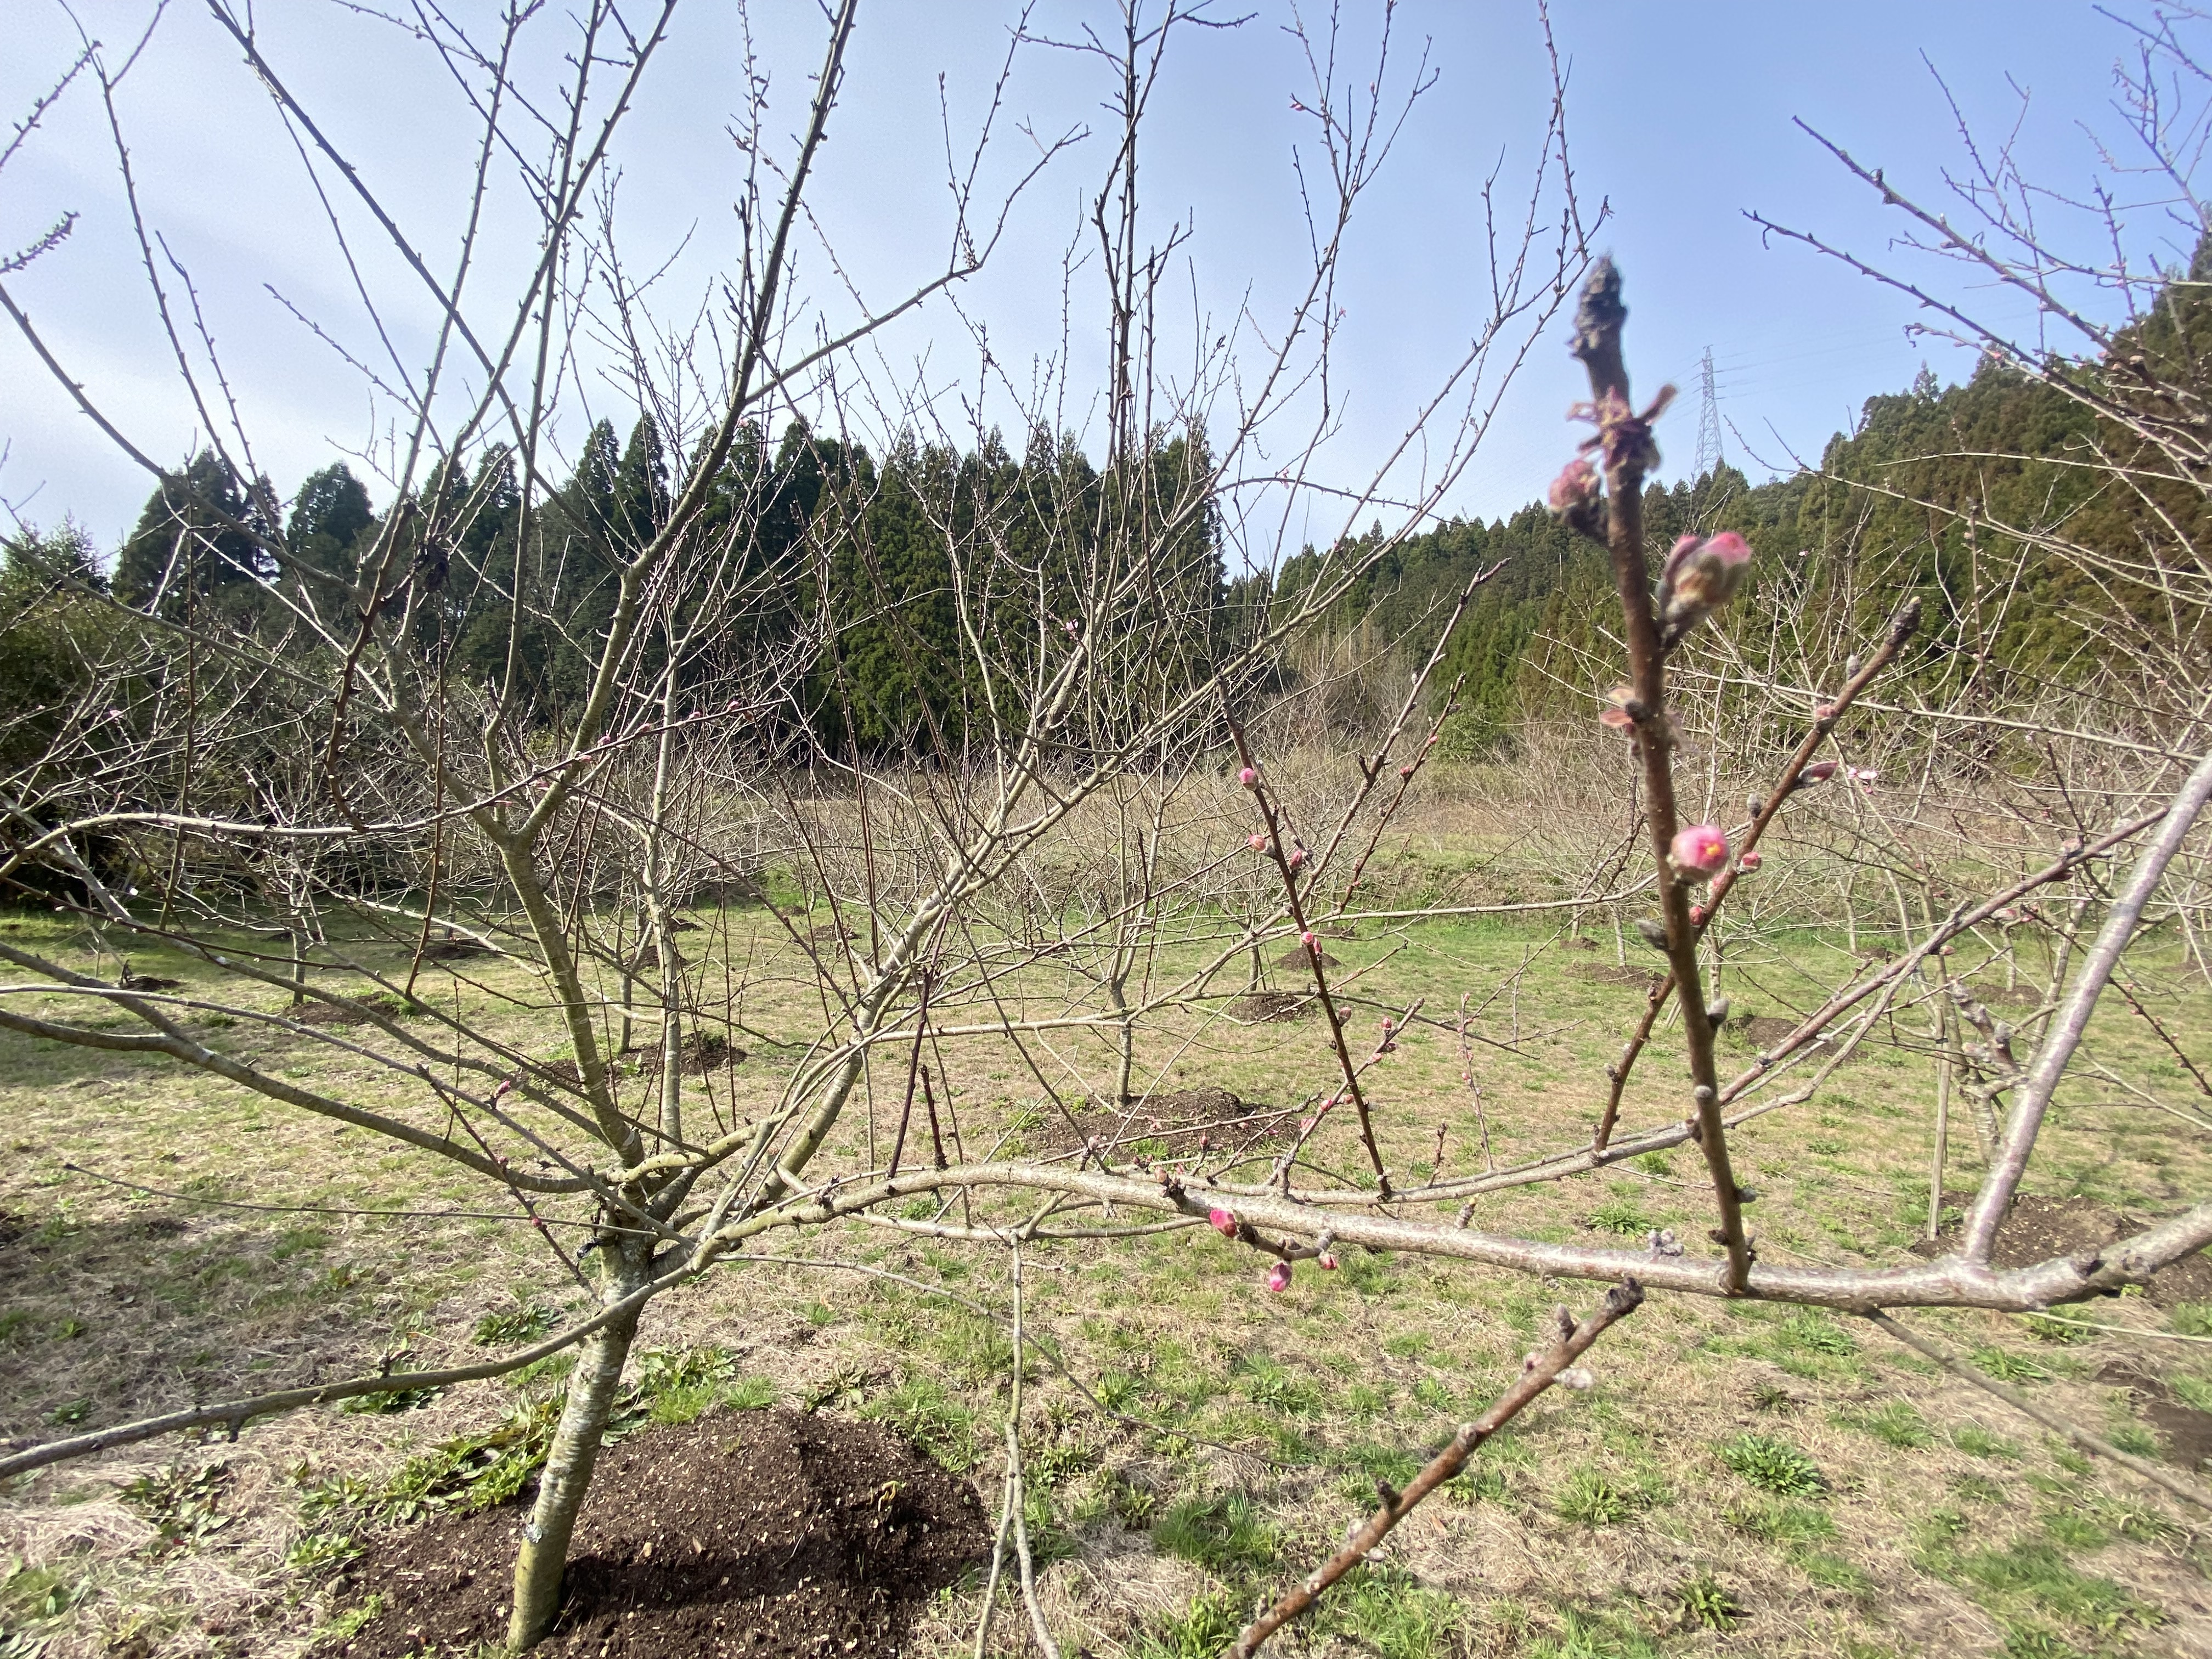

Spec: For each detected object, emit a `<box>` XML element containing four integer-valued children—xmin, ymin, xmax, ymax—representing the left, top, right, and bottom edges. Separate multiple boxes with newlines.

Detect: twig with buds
<box><xmin>1227</xmin><ymin>715</ymin><xmax>1394</xmax><ymax>1193</ymax></box>
<box><xmin>1592</xmin><ymin>596</ymin><xmax>1921</xmax><ymax>1150</ymax></box>
<box><xmin>1562</xmin><ymin>259</ymin><xmax>1751</xmax><ymax>1289</ymax></box>
<box><xmin>1227</xmin><ymin>1279</ymin><xmax>1645</xmax><ymax>1657</ymax></box>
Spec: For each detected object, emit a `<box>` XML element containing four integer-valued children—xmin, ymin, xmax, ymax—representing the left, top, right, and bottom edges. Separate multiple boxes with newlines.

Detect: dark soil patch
<box><xmin>1573</xmin><ymin>961</ymin><xmax>1662</xmax><ymax>991</ymax></box>
<box><xmin>286</xmin><ymin>1001</ymin><xmax>372</xmax><ymax>1028</ymax></box>
<box><xmin>635</xmin><ymin>1031</ymin><xmax>748</xmax><ymax>1077</ymax></box>
<box><xmin>1041</xmin><ymin>1086</ymin><xmax>1295</xmax><ymax>1164</ymax></box>
<box><xmin>2096</xmin><ymin>1362</ymin><xmax>2212</xmax><ymax>1471</ymax></box>
<box><xmin>117</xmin><ymin>968</ymin><xmax>184</xmax><ymax>991</ymax></box>
<box><xmin>1226</xmin><ymin>990</ymin><xmax>1310</xmax><ymax>1023</ymax></box>
<box><xmin>1729</xmin><ymin>1015</ymin><xmax>1864</xmax><ymax>1062</ymax></box>
<box><xmin>1276</xmin><ymin>943</ymin><xmax>1339</xmax><ymax>970</ymax></box>
<box><xmin>316</xmin><ymin>1408</ymin><xmax>989</xmax><ymax>1658</ymax></box>
<box><xmin>419</xmin><ymin>938</ymin><xmax>491</xmax><ymax>962</ymax></box>
<box><xmin>1913</xmin><ymin>1191</ymin><xmax>2212</xmax><ymax>1307</ymax></box>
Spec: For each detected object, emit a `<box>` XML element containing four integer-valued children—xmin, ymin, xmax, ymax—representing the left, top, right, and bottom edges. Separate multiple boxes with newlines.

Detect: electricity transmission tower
<box><xmin>1692</xmin><ymin>345</ymin><xmax>1733</xmax><ymax>527</ymax></box>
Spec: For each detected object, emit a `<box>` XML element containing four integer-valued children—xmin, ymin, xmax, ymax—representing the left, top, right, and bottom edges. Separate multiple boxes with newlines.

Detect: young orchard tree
<box><xmin>0</xmin><ymin>1</ymin><xmax>1597</xmax><ymax>1651</ymax></box>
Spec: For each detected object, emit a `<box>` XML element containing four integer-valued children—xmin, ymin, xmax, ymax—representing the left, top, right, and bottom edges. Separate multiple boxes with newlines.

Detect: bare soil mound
<box><xmin>634</xmin><ymin>1030</ymin><xmax>748</xmax><ymax>1076</ymax></box>
<box><xmin>2097</xmin><ymin>1361</ymin><xmax>2212</xmax><ymax>1470</ymax></box>
<box><xmin>314</xmin><ymin>1408</ymin><xmax>989</xmax><ymax>1658</ymax></box>
<box><xmin>1042</xmin><ymin>1086</ymin><xmax>1295</xmax><ymax>1164</ymax></box>
<box><xmin>1226</xmin><ymin>989</ymin><xmax>1308</xmax><ymax>1022</ymax></box>
<box><xmin>419</xmin><ymin>938</ymin><xmax>491</xmax><ymax>962</ymax></box>
<box><xmin>285</xmin><ymin>1001</ymin><xmax>373</xmax><ymax>1028</ymax></box>
<box><xmin>1573</xmin><ymin>961</ymin><xmax>1662</xmax><ymax>991</ymax></box>
<box><xmin>1276</xmin><ymin>943</ymin><xmax>1338</xmax><ymax>970</ymax></box>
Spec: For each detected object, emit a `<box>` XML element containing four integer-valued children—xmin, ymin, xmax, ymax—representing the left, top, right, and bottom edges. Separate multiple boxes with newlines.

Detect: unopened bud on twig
<box><xmin>1655</xmin><ymin>532</ymin><xmax>1752</xmax><ymax>644</ymax></box>
<box><xmin>1209</xmin><ymin>1207</ymin><xmax>1238</xmax><ymax>1238</ymax></box>
<box><xmin>1556</xmin><ymin>1367</ymin><xmax>1595</xmax><ymax>1391</ymax></box>
<box><xmin>1248</xmin><ymin>833</ymin><xmax>1267</xmax><ymax>852</ymax></box>
<box><xmin>1267</xmin><ymin>1260</ymin><xmax>1293</xmax><ymax>1293</ymax></box>
<box><xmin>1737</xmin><ymin>849</ymin><xmax>1762</xmax><ymax>872</ymax></box>
<box><xmin>1238</xmin><ymin>766</ymin><xmax>1259</xmax><ymax>789</ymax></box>
<box><xmin>1548</xmin><ymin>455</ymin><xmax>1602</xmax><ymax>516</ymax></box>
<box><xmin>1635</xmin><ymin>917</ymin><xmax>1670</xmax><ymax>952</ymax></box>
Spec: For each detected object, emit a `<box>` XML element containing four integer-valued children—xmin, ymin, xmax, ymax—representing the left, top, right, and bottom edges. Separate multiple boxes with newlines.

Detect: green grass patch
<box><xmin>1717</xmin><ymin>1434</ymin><xmax>1827</xmax><ymax>1498</ymax></box>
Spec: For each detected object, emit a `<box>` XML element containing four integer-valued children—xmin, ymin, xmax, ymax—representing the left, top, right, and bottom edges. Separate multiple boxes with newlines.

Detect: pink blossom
<box><xmin>1598</xmin><ymin>685</ymin><xmax>1637</xmax><ymax>734</ymax></box>
<box><xmin>1209</xmin><ymin>1207</ymin><xmax>1238</xmax><ymax>1238</ymax></box>
<box><xmin>1248</xmin><ymin>833</ymin><xmax>1268</xmax><ymax>853</ymax></box>
<box><xmin>1266</xmin><ymin>1261</ymin><xmax>1293</xmax><ymax>1293</ymax></box>
<box><xmin>1849</xmin><ymin>767</ymin><xmax>1878</xmax><ymax>785</ymax></box>
<box><xmin>1238</xmin><ymin>767</ymin><xmax>1259</xmax><ymax>790</ymax></box>
<box><xmin>1547</xmin><ymin>455</ymin><xmax>1601</xmax><ymax>516</ymax></box>
<box><xmin>1669</xmin><ymin>823</ymin><xmax>1729</xmax><ymax>876</ymax></box>
<box><xmin>1738</xmin><ymin>849</ymin><xmax>1763</xmax><ymax>872</ymax></box>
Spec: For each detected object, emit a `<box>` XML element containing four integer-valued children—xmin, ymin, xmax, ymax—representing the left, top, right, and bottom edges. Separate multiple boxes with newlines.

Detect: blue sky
<box><xmin>0</xmin><ymin>2</ymin><xmax>2170</xmax><ymax>556</ymax></box>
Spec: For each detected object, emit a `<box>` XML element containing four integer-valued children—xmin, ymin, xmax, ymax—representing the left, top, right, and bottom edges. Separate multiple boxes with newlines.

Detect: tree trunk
<box><xmin>507</xmin><ymin>1248</ymin><xmax>648</xmax><ymax>1651</ymax></box>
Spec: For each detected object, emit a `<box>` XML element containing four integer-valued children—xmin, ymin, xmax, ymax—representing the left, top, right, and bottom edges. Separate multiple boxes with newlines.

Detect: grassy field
<box><xmin>3</xmin><ymin>883</ymin><xmax>2211</xmax><ymax>1659</ymax></box>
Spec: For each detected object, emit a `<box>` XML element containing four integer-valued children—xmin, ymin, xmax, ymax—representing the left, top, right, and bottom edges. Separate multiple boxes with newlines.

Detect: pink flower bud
<box><xmin>1689</xmin><ymin>904</ymin><xmax>1707</xmax><ymax>925</ymax></box>
<box><xmin>1397</xmin><ymin>764</ymin><xmax>1414</xmax><ymax>779</ymax></box>
<box><xmin>1248</xmin><ymin>833</ymin><xmax>1268</xmax><ymax>852</ymax></box>
<box><xmin>1286</xmin><ymin>847</ymin><xmax>1307</xmax><ymax>868</ymax></box>
<box><xmin>1300</xmin><ymin>930</ymin><xmax>1319</xmax><ymax>952</ymax></box>
<box><xmin>1238</xmin><ymin>767</ymin><xmax>1259</xmax><ymax>789</ymax></box>
<box><xmin>1796</xmin><ymin>761</ymin><xmax>1838</xmax><ymax>788</ymax></box>
<box><xmin>1814</xmin><ymin>703</ymin><xmax>1837</xmax><ymax>721</ymax></box>
<box><xmin>1209</xmin><ymin>1207</ymin><xmax>1237</xmax><ymax>1238</ymax></box>
<box><xmin>1380</xmin><ymin>1017</ymin><xmax>1395</xmax><ymax>1031</ymax></box>
<box><xmin>1317</xmin><ymin>1250</ymin><xmax>1339</xmax><ymax>1271</ymax></box>
<box><xmin>1266</xmin><ymin>1261</ymin><xmax>1293</xmax><ymax>1293</ymax></box>
<box><xmin>1738</xmin><ymin>850</ymin><xmax>1762</xmax><ymax>872</ymax></box>
<box><xmin>1669</xmin><ymin>823</ymin><xmax>1729</xmax><ymax>876</ymax></box>
<box><xmin>1656</xmin><ymin>532</ymin><xmax>1753</xmax><ymax>636</ymax></box>
<box><xmin>1547</xmin><ymin>455</ymin><xmax>1601</xmax><ymax>516</ymax></box>
<box><xmin>1425</xmin><ymin>733</ymin><xmax>1440</xmax><ymax>747</ymax></box>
